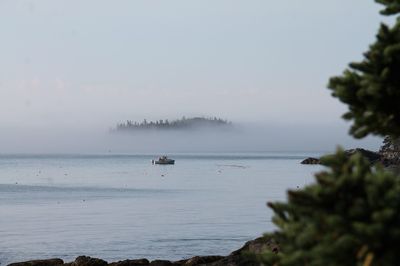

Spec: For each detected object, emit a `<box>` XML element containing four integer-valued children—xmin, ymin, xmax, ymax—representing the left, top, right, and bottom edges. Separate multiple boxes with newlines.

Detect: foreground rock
<box><xmin>8</xmin><ymin>237</ymin><xmax>276</xmax><ymax>266</ymax></box>
<box><xmin>68</xmin><ymin>256</ymin><xmax>108</xmax><ymax>266</ymax></box>
<box><xmin>108</xmin><ymin>259</ymin><xmax>150</xmax><ymax>266</ymax></box>
<box><xmin>8</xmin><ymin>259</ymin><xmax>64</xmax><ymax>266</ymax></box>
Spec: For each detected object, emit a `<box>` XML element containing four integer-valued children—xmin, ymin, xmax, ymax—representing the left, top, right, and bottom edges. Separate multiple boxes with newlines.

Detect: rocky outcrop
<box><xmin>231</xmin><ymin>236</ymin><xmax>279</xmax><ymax>255</ymax></box>
<box><xmin>8</xmin><ymin>259</ymin><xmax>64</xmax><ymax>266</ymax></box>
<box><xmin>344</xmin><ymin>148</ymin><xmax>381</xmax><ymax>163</ymax></box>
<box><xmin>174</xmin><ymin>256</ymin><xmax>224</xmax><ymax>266</ymax></box>
<box><xmin>7</xmin><ymin>237</ymin><xmax>276</xmax><ymax>266</ymax></box>
<box><xmin>301</xmin><ymin>148</ymin><xmax>383</xmax><ymax>165</ymax></box>
<box><xmin>149</xmin><ymin>260</ymin><xmax>172</xmax><ymax>266</ymax></box>
<box><xmin>108</xmin><ymin>259</ymin><xmax>150</xmax><ymax>266</ymax></box>
<box><xmin>301</xmin><ymin>157</ymin><xmax>320</xmax><ymax>164</ymax></box>
<box><xmin>70</xmin><ymin>257</ymin><xmax>108</xmax><ymax>266</ymax></box>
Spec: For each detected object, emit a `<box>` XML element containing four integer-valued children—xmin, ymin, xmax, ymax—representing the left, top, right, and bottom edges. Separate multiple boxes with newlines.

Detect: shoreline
<box><xmin>7</xmin><ymin>237</ymin><xmax>277</xmax><ymax>266</ymax></box>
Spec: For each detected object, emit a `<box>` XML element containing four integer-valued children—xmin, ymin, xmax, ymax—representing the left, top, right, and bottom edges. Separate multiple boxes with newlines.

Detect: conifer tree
<box><xmin>260</xmin><ymin>150</ymin><xmax>400</xmax><ymax>265</ymax></box>
<box><xmin>328</xmin><ymin>1</ymin><xmax>400</xmax><ymax>138</ymax></box>
<box><xmin>259</xmin><ymin>1</ymin><xmax>400</xmax><ymax>265</ymax></box>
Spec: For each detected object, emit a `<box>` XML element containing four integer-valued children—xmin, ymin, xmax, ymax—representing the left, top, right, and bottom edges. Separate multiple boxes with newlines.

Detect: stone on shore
<box><xmin>7</xmin><ymin>236</ymin><xmax>277</xmax><ymax>266</ymax></box>
<box><xmin>8</xmin><ymin>259</ymin><xmax>64</xmax><ymax>266</ymax></box>
<box><xmin>301</xmin><ymin>148</ymin><xmax>383</xmax><ymax>165</ymax></box>
<box><xmin>149</xmin><ymin>260</ymin><xmax>172</xmax><ymax>266</ymax></box>
<box><xmin>176</xmin><ymin>256</ymin><xmax>223</xmax><ymax>266</ymax></box>
<box><xmin>71</xmin><ymin>256</ymin><xmax>108</xmax><ymax>266</ymax></box>
<box><xmin>109</xmin><ymin>259</ymin><xmax>150</xmax><ymax>266</ymax></box>
<box><xmin>301</xmin><ymin>157</ymin><xmax>320</xmax><ymax>164</ymax></box>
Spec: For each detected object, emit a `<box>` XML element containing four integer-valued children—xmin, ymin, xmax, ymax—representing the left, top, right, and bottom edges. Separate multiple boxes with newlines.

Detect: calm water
<box><xmin>0</xmin><ymin>153</ymin><xmax>323</xmax><ymax>265</ymax></box>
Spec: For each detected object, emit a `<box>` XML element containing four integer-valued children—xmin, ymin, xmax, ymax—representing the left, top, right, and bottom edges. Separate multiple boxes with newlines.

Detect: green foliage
<box><xmin>258</xmin><ymin>1</ymin><xmax>400</xmax><ymax>265</ymax></box>
<box><xmin>380</xmin><ymin>136</ymin><xmax>400</xmax><ymax>153</ymax></box>
<box><xmin>260</xmin><ymin>149</ymin><xmax>400</xmax><ymax>266</ymax></box>
<box><xmin>380</xmin><ymin>136</ymin><xmax>400</xmax><ymax>166</ymax></box>
<box><xmin>376</xmin><ymin>0</ymin><xmax>400</xmax><ymax>15</ymax></box>
<box><xmin>328</xmin><ymin>3</ymin><xmax>400</xmax><ymax>138</ymax></box>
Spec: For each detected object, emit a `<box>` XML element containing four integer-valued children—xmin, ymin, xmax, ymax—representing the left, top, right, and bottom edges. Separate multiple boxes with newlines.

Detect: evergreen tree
<box><xmin>376</xmin><ymin>0</ymin><xmax>400</xmax><ymax>15</ymax></box>
<box><xmin>260</xmin><ymin>150</ymin><xmax>400</xmax><ymax>266</ymax></box>
<box><xmin>259</xmin><ymin>1</ymin><xmax>400</xmax><ymax>265</ymax></box>
<box><xmin>328</xmin><ymin>1</ymin><xmax>400</xmax><ymax>138</ymax></box>
<box><xmin>380</xmin><ymin>136</ymin><xmax>400</xmax><ymax>166</ymax></box>
<box><xmin>380</xmin><ymin>136</ymin><xmax>400</xmax><ymax>153</ymax></box>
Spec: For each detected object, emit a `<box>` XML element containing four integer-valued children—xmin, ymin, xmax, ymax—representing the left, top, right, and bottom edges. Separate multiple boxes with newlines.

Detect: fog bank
<box><xmin>0</xmin><ymin>123</ymin><xmax>382</xmax><ymax>154</ymax></box>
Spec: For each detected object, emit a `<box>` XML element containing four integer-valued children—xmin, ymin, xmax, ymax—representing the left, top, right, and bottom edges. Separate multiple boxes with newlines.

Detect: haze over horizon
<box><xmin>0</xmin><ymin>0</ymin><xmax>389</xmax><ymax>153</ymax></box>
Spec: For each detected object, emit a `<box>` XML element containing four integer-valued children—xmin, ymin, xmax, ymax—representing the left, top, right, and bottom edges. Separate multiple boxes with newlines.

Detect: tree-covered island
<box><xmin>114</xmin><ymin>116</ymin><xmax>232</xmax><ymax>131</ymax></box>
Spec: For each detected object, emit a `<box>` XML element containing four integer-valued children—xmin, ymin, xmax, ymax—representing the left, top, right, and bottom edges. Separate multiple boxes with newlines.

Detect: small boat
<box><xmin>152</xmin><ymin>156</ymin><xmax>175</xmax><ymax>165</ymax></box>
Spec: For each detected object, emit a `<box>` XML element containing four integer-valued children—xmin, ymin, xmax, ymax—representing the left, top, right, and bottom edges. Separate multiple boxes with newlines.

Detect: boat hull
<box><xmin>152</xmin><ymin>160</ymin><xmax>175</xmax><ymax>165</ymax></box>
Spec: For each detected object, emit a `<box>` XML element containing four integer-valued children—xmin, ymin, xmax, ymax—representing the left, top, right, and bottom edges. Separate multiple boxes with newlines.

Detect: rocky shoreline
<box><xmin>7</xmin><ymin>237</ymin><xmax>278</xmax><ymax>266</ymax></box>
<box><xmin>301</xmin><ymin>148</ymin><xmax>390</xmax><ymax>166</ymax></box>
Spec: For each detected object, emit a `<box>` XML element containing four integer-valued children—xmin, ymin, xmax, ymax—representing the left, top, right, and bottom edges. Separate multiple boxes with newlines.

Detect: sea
<box><xmin>0</xmin><ymin>152</ymin><xmax>323</xmax><ymax>265</ymax></box>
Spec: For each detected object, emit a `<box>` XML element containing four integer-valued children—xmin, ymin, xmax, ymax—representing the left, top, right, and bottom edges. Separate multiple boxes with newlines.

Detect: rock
<box><xmin>185</xmin><ymin>237</ymin><xmax>278</xmax><ymax>266</ymax></box>
<box><xmin>149</xmin><ymin>260</ymin><xmax>172</xmax><ymax>266</ymax></box>
<box><xmin>71</xmin><ymin>256</ymin><xmax>108</xmax><ymax>266</ymax></box>
<box><xmin>300</xmin><ymin>157</ymin><xmax>320</xmax><ymax>164</ymax></box>
<box><xmin>206</xmin><ymin>237</ymin><xmax>279</xmax><ymax>266</ymax></box>
<box><xmin>344</xmin><ymin>148</ymin><xmax>381</xmax><ymax>163</ymax></box>
<box><xmin>8</xmin><ymin>259</ymin><xmax>64</xmax><ymax>266</ymax></box>
<box><xmin>109</xmin><ymin>259</ymin><xmax>150</xmax><ymax>266</ymax></box>
<box><xmin>7</xmin><ymin>237</ymin><xmax>278</xmax><ymax>266</ymax></box>
<box><xmin>181</xmin><ymin>256</ymin><xmax>223</xmax><ymax>266</ymax></box>
<box><xmin>205</xmin><ymin>255</ymin><xmax>256</xmax><ymax>266</ymax></box>
<box><xmin>301</xmin><ymin>148</ymin><xmax>382</xmax><ymax>165</ymax></box>
<box><xmin>231</xmin><ymin>236</ymin><xmax>278</xmax><ymax>255</ymax></box>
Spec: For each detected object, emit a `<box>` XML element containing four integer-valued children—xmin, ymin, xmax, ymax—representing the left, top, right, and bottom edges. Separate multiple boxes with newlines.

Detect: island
<box><xmin>114</xmin><ymin>116</ymin><xmax>232</xmax><ymax>132</ymax></box>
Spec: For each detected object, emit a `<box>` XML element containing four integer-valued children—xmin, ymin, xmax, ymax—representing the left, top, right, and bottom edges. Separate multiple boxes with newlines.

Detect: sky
<box><xmin>0</xmin><ymin>0</ymin><xmax>391</xmax><ymax>152</ymax></box>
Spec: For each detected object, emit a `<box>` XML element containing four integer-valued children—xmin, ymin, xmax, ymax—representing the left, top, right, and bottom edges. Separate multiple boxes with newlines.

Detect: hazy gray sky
<box><xmin>0</xmin><ymin>0</ymin><xmax>389</xmax><ymax>152</ymax></box>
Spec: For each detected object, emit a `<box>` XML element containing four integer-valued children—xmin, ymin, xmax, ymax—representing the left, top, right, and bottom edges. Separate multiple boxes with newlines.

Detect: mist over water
<box><xmin>0</xmin><ymin>0</ymin><xmax>386</xmax><ymax>156</ymax></box>
<box><xmin>0</xmin><ymin>122</ymin><xmax>381</xmax><ymax>154</ymax></box>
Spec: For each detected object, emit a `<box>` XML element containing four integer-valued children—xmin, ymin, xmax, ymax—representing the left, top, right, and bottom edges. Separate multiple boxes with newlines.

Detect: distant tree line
<box><xmin>115</xmin><ymin>116</ymin><xmax>232</xmax><ymax>131</ymax></box>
